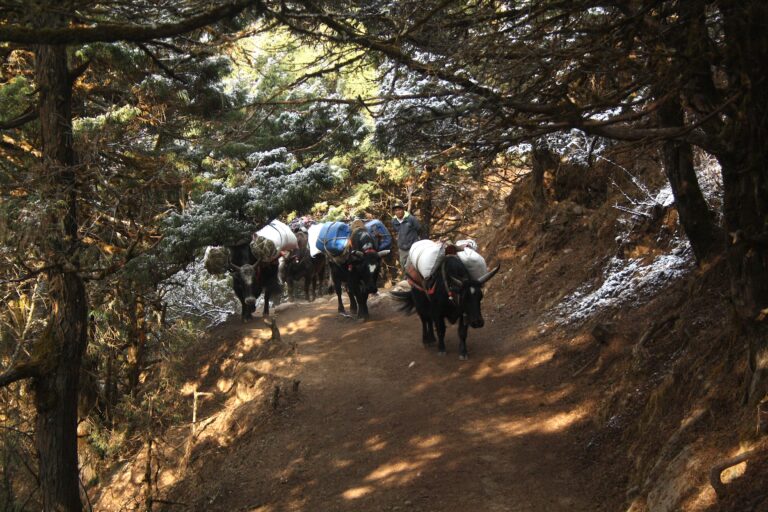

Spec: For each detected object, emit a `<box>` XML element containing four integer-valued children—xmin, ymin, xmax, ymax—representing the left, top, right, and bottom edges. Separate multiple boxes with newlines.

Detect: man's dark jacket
<box><xmin>392</xmin><ymin>212</ymin><xmax>421</xmax><ymax>250</ymax></box>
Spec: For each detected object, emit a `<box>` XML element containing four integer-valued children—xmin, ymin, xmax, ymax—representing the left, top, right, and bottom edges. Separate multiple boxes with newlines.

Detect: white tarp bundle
<box><xmin>307</xmin><ymin>223</ymin><xmax>322</xmax><ymax>257</ymax></box>
<box><xmin>408</xmin><ymin>240</ymin><xmax>443</xmax><ymax>279</ymax></box>
<box><xmin>409</xmin><ymin>239</ymin><xmax>488</xmax><ymax>281</ymax></box>
<box><xmin>457</xmin><ymin>246</ymin><xmax>488</xmax><ymax>281</ymax></box>
<box><xmin>253</xmin><ymin>219</ymin><xmax>298</xmax><ymax>261</ymax></box>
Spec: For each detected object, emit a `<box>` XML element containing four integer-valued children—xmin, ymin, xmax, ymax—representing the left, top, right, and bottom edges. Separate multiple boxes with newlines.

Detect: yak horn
<box><xmin>378</xmin><ymin>250</ymin><xmax>390</xmax><ymax>257</ymax></box>
<box><xmin>450</xmin><ymin>276</ymin><xmax>464</xmax><ymax>288</ymax></box>
<box><xmin>478</xmin><ymin>264</ymin><xmax>501</xmax><ymax>284</ymax></box>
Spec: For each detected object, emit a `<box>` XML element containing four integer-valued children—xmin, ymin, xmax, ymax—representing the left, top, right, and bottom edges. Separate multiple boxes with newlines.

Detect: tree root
<box><xmin>709</xmin><ymin>447</ymin><xmax>764</xmax><ymax>499</ymax></box>
<box><xmin>632</xmin><ymin>314</ymin><xmax>679</xmax><ymax>366</ymax></box>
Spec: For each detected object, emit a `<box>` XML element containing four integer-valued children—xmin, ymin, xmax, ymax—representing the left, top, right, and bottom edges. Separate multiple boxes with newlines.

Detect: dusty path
<box><xmin>160</xmin><ymin>292</ymin><xmax>619</xmax><ymax>512</ymax></box>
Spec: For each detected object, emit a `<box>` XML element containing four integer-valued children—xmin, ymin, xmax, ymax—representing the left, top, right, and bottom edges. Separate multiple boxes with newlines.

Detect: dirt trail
<box><xmin>158</xmin><ymin>291</ymin><xmax>619</xmax><ymax>512</ymax></box>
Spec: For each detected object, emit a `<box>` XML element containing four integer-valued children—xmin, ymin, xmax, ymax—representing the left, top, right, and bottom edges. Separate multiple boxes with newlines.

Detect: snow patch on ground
<box><xmin>554</xmin><ymin>180</ymin><xmax>699</xmax><ymax>325</ymax></box>
<box><xmin>554</xmin><ymin>247</ymin><xmax>694</xmax><ymax>325</ymax></box>
<box><xmin>552</xmin><ymin>153</ymin><xmax>724</xmax><ymax>326</ymax></box>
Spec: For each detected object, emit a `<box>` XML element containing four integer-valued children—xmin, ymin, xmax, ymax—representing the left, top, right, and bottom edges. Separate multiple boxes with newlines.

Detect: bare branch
<box><xmin>0</xmin><ymin>361</ymin><xmax>40</xmax><ymax>388</ymax></box>
<box><xmin>0</xmin><ymin>107</ymin><xmax>37</xmax><ymax>130</ymax></box>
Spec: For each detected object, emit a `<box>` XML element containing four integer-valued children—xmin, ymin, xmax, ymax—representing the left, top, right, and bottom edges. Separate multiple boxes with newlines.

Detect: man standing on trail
<box><xmin>391</xmin><ymin>199</ymin><xmax>422</xmax><ymax>274</ymax></box>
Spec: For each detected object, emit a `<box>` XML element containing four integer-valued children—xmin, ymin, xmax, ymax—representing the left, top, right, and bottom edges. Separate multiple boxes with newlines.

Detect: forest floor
<box><xmin>135</xmin><ymin>290</ymin><xmax>622</xmax><ymax>512</ymax></box>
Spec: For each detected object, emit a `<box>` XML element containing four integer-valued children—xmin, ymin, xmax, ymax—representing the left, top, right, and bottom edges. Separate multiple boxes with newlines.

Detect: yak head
<box><xmin>350</xmin><ymin>229</ymin><xmax>390</xmax><ymax>295</ymax></box>
<box><xmin>447</xmin><ymin>261</ymin><xmax>501</xmax><ymax>329</ymax></box>
<box><xmin>229</xmin><ymin>261</ymin><xmax>259</xmax><ymax>305</ymax></box>
<box><xmin>286</xmin><ymin>246</ymin><xmax>310</xmax><ymax>274</ymax></box>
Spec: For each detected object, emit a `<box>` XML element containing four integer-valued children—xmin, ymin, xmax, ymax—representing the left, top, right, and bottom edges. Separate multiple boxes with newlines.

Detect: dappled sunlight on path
<box><xmin>97</xmin><ymin>293</ymin><xmax>617</xmax><ymax>511</ymax></box>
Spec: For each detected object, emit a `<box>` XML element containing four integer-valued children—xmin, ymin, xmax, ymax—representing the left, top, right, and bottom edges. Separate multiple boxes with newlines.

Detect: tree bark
<box><xmin>32</xmin><ymin>39</ymin><xmax>89</xmax><ymax>512</ymax></box>
<box><xmin>531</xmin><ymin>146</ymin><xmax>555</xmax><ymax>207</ymax></box>
<box><xmin>421</xmin><ymin>164</ymin><xmax>434</xmax><ymax>239</ymax></box>
<box><xmin>657</xmin><ymin>98</ymin><xmax>723</xmax><ymax>262</ymax></box>
<box><xmin>718</xmin><ymin>1</ymin><xmax>768</xmax><ymax>405</ymax></box>
<box><xmin>127</xmin><ymin>296</ymin><xmax>147</xmax><ymax>393</ymax></box>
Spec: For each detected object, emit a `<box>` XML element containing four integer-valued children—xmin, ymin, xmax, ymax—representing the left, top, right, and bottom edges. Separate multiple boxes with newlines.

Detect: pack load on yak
<box><xmin>316</xmin><ymin>221</ymin><xmax>352</xmax><ymax>260</ymax></box>
<box><xmin>407</xmin><ymin>239</ymin><xmax>444</xmax><ymax>280</ymax></box>
<box><xmin>307</xmin><ymin>222</ymin><xmax>323</xmax><ymax>257</ymax></box>
<box><xmin>203</xmin><ymin>245</ymin><xmax>231</xmax><ymax>275</ymax></box>
<box><xmin>405</xmin><ymin>238</ymin><xmax>488</xmax><ymax>288</ymax></box>
<box><xmin>365</xmin><ymin>219</ymin><xmax>393</xmax><ymax>251</ymax></box>
<box><xmin>252</xmin><ymin>219</ymin><xmax>298</xmax><ymax>262</ymax></box>
<box><xmin>289</xmin><ymin>215</ymin><xmax>315</xmax><ymax>233</ymax></box>
<box><xmin>456</xmin><ymin>244</ymin><xmax>487</xmax><ymax>280</ymax></box>
<box><xmin>455</xmin><ymin>239</ymin><xmax>478</xmax><ymax>251</ymax></box>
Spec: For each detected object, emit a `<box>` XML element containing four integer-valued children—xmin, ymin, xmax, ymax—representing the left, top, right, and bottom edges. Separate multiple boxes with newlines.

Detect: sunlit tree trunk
<box><xmin>127</xmin><ymin>296</ymin><xmax>147</xmax><ymax>393</ymax></box>
<box><xmin>33</xmin><ymin>37</ymin><xmax>88</xmax><ymax>512</ymax></box>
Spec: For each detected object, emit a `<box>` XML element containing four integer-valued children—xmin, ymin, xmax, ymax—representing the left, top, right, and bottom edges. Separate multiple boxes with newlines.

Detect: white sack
<box><xmin>456</xmin><ymin>239</ymin><xmax>478</xmax><ymax>251</ymax></box>
<box><xmin>256</xmin><ymin>219</ymin><xmax>298</xmax><ymax>254</ymax></box>
<box><xmin>307</xmin><ymin>223</ymin><xmax>322</xmax><ymax>257</ymax></box>
<box><xmin>408</xmin><ymin>240</ymin><xmax>443</xmax><ymax>279</ymax></box>
<box><xmin>457</xmin><ymin>247</ymin><xmax>488</xmax><ymax>280</ymax></box>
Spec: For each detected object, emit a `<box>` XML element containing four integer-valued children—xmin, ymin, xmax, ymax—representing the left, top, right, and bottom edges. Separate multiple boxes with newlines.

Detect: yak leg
<box><xmin>413</xmin><ymin>290</ymin><xmax>435</xmax><ymax>345</ymax></box>
<box><xmin>347</xmin><ymin>283</ymin><xmax>359</xmax><ymax>316</ymax></box>
<box><xmin>348</xmin><ymin>292</ymin><xmax>359</xmax><ymax>316</ymax></box>
<box><xmin>355</xmin><ymin>289</ymin><xmax>369</xmax><ymax>321</ymax></box>
<box><xmin>332</xmin><ymin>274</ymin><xmax>345</xmax><ymax>314</ymax></box>
<box><xmin>303</xmin><ymin>275</ymin><xmax>311</xmax><ymax>302</ymax></box>
<box><xmin>240</xmin><ymin>300</ymin><xmax>255</xmax><ymax>322</ymax></box>
<box><xmin>458</xmin><ymin>317</ymin><xmax>469</xmax><ymax>360</ymax></box>
<box><xmin>435</xmin><ymin>317</ymin><xmax>447</xmax><ymax>355</ymax></box>
<box><xmin>419</xmin><ymin>312</ymin><xmax>436</xmax><ymax>345</ymax></box>
<box><xmin>310</xmin><ymin>273</ymin><xmax>317</xmax><ymax>302</ymax></box>
<box><xmin>261</xmin><ymin>287</ymin><xmax>271</xmax><ymax>318</ymax></box>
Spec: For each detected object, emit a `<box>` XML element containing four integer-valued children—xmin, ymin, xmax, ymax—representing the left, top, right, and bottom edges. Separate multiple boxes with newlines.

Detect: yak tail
<box><xmin>389</xmin><ymin>290</ymin><xmax>415</xmax><ymax>315</ymax></box>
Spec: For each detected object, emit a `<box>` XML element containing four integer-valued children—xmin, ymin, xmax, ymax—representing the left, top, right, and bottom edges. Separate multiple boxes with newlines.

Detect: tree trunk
<box><xmin>32</xmin><ymin>39</ymin><xmax>88</xmax><ymax>512</ymax></box>
<box><xmin>127</xmin><ymin>296</ymin><xmax>147</xmax><ymax>393</ymax></box>
<box><xmin>421</xmin><ymin>164</ymin><xmax>434</xmax><ymax>238</ymax></box>
<box><xmin>104</xmin><ymin>345</ymin><xmax>115</xmax><ymax>427</ymax></box>
<box><xmin>718</xmin><ymin>1</ymin><xmax>768</xmax><ymax>405</ymax></box>
<box><xmin>657</xmin><ymin>98</ymin><xmax>723</xmax><ymax>262</ymax></box>
<box><xmin>531</xmin><ymin>146</ymin><xmax>554</xmax><ymax>207</ymax></box>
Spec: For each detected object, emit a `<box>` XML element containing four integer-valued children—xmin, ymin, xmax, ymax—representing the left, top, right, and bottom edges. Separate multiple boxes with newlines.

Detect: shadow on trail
<box><xmin>149</xmin><ymin>294</ymin><xmax>622</xmax><ymax>512</ymax></box>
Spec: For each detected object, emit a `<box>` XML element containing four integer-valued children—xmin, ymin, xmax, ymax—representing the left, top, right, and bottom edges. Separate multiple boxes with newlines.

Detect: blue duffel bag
<box><xmin>316</xmin><ymin>221</ymin><xmax>351</xmax><ymax>256</ymax></box>
<box><xmin>365</xmin><ymin>219</ymin><xmax>392</xmax><ymax>251</ymax></box>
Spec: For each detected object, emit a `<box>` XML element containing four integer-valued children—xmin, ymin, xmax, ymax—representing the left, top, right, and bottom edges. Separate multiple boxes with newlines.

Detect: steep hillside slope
<box><xmin>92</xmin><ymin>150</ymin><xmax>762</xmax><ymax>511</ymax></box>
<box><xmin>481</xmin><ymin>152</ymin><xmax>761</xmax><ymax>511</ymax></box>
